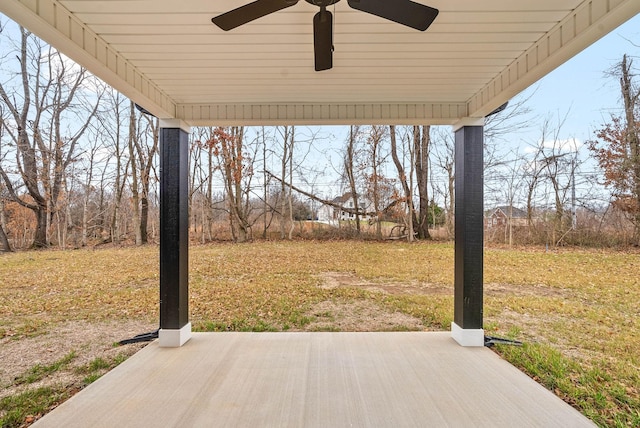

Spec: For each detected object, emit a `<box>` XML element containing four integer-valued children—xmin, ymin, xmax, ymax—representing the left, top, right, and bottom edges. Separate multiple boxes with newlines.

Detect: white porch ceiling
<box><xmin>1</xmin><ymin>0</ymin><xmax>639</xmax><ymax>126</ymax></box>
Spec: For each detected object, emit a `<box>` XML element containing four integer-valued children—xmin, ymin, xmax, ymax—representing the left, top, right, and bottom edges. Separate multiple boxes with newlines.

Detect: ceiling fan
<box><xmin>211</xmin><ymin>0</ymin><xmax>439</xmax><ymax>71</ymax></box>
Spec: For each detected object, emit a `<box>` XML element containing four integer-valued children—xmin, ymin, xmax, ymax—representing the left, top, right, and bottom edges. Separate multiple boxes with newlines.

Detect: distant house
<box><xmin>315</xmin><ymin>204</ymin><xmax>334</xmax><ymax>224</ymax></box>
<box><xmin>316</xmin><ymin>193</ymin><xmax>372</xmax><ymax>224</ymax></box>
<box><xmin>486</xmin><ymin>206</ymin><xmax>529</xmax><ymax>229</ymax></box>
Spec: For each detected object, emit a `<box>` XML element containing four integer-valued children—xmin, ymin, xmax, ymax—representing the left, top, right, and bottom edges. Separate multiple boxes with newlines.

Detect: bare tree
<box><xmin>116</xmin><ymin>101</ymin><xmax>160</xmax><ymax>245</ymax></box>
<box><xmin>363</xmin><ymin>125</ymin><xmax>389</xmax><ymax>238</ymax></box>
<box><xmin>209</xmin><ymin>126</ymin><xmax>254</xmax><ymax>242</ymax></box>
<box><xmin>78</xmin><ymin>123</ymin><xmax>107</xmax><ymax>247</ymax></box>
<box><xmin>524</xmin><ymin>113</ymin><xmax>582</xmax><ymax>245</ymax></box>
<box><xmin>413</xmin><ymin>126</ymin><xmax>431</xmax><ymax>239</ymax></box>
<box><xmin>0</xmin><ymin>195</ymin><xmax>10</xmax><ymax>251</ymax></box>
<box><xmin>127</xmin><ymin>101</ymin><xmax>142</xmax><ymax>245</ymax></box>
<box><xmin>389</xmin><ymin>125</ymin><xmax>420</xmax><ymax>240</ymax></box>
<box><xmin>431</xmin><ymin>128</ymin><xmax>455</xmax><ymax>237</ymax></box>
<box><xmin>522</xmin><ymin>145</ymin><xmax>544</xmax><ymax>231</ymax></box>
<box><xmin>260</xmin><ymin>127</ymin><xmax>272</xmax><ymax>238</ymax></box>
<box><xmin>344</xmin><ymin>126</ymin><xmax>362</xmax><ymax>233</ymax></box>
<box><xmin>0</xmin><ymin>26</ymin><xmax>100</xmax><ymax>248</ymax></box>
<box><xmin>190</xmin><ymin>128</ymin><xmax>210</xmax><ymax>242</ymax></box>
<box><xmin>134</xmin><ymin>110</ymin><xmax>159</xmax><ymax>244</ymax></box>
<box><xmin>101</xmin><ymin>89</ymin><xmax>129</xmax><ymax>244</ymax></box>
<box><xmin>0</xmin><ymin>104</ymin><xmax>12</xmax><ymax>251</ymax></box>
<box><xmin>277</xmin><ymin>126</ymin><xmax>295</xmax><ymax>239</ymax></box>
<box><xmin>588</xmin><ymin>54</ymin><xmax>640</xmax><ymax>244</ymax></box>
<box><xmin>502</xmin><ymin>152</ymin><xmax>525</xmax><ymax>246</ymax></box>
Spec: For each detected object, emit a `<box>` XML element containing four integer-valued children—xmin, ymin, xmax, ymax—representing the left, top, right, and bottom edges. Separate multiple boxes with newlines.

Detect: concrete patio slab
<box><xmin>34</xmin><ymin>332</ymin><xmax>594</xmax><ymax>427</ymax></box>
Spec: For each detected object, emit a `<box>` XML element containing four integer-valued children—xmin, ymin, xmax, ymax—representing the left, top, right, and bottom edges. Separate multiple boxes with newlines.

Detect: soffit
<box><xmin>1</xmin><ymin>0</ymin><xmax>639</xmax><ymax>125</ymax></box>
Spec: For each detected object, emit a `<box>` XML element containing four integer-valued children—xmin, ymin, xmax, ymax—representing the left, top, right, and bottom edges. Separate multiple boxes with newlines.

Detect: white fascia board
<box><xmin>177</xmin><ymin>102</ymin><xmax>469</xmax><ymax>126</ymax></box>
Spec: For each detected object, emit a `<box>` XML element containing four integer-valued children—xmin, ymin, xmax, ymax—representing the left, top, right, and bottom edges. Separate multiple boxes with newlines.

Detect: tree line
<box><xmin>1</xmin><ymin>19</ymin><xmax>639</xmax><ymax>251</ymax></box>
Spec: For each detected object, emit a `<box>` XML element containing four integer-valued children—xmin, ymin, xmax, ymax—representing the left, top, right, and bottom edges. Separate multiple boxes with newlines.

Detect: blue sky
<box><xmin>512</xmin><ymin>13</ymin><xmax>640</xmax><ymax>147</ymax></box>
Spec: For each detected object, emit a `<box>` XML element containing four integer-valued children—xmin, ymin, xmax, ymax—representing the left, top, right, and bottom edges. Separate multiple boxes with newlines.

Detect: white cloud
<box><xmin>524</xmin><ymin>138</ymin><xmax>582</xmax><ymax>154</ymax></box>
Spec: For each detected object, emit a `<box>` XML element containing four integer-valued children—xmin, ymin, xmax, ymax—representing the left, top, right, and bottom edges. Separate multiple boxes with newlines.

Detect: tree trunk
<box><xmin>33</xmin><ymin>204</ymin><xmax>48</xmax><ymax>248</ymax></box>
<box><xmin>436</xmin><ymin>134</ymin><xmax>455</xmax><ymax>239</ymax></box>
<box><xmin>128</xmin><ymin>101</ymin><xmax>141</xmax><ymax>245</ymax></box>
<box><xmin>372</xmin><ymin>135</ymin><xmax>381</xmax><ymax>239</ymax></box>
<box><xmin>217</xmin><ymin>126</ymin><xmax>251</xmax><ymax>243</ymax></box>
<box><xmin>508</xmin><ymin>205</ymin><xmax>513</xmax><ymax>247</ymax></box>
<box><xmin>408</xmin><ymin>134</ymin><xmax>416</xmax><ymax>242</ymax></box>
<box><xmin>280</xmin><ymin>126</ymin><xmax>291</xmax><ymax>239</ymax></box>
<box><xmin>81</xmin><ymin>192</ymin><xmax>89</xmax><ymax>246</ymax></box>
<box><xmin>346</xmin><ymin>126</ymin><xmax>360</xmax><ymax>233</ymax></box>
<box><xmin>262</xmin><ymin>127</ymin><xmax>269</xmax><ymax>239</ymax></box>
<box><xmin>620</xmin><ymin>55</ymin><xmax>640</xmax><ymax>244</ymax></box>
<box><xmin>414</xmin><ymin>126</ymin><xmax>431</xmax><ymax>239</ymax></box>
<box><xmin>389</xmin><ymin>126</ymin><xmax>419</xmax><ymax>236</ymax></box>
<box><xmin>111</xmin><ymin>158</ymin><xmax>128</xmax><ymax>244</ymax></box>
<box><xmin>526</xmin><ymin>177</ymin><xmax>538</xmax><ymax>228</ymax></box>
<box><xmin>137</xmin><ymin>116</ymin><xmax>158</xmax><ymax>244</ymax></box>
<box><xmin>109</xmin><ymin>95</ymin><xmax>126</xmax><ymax>244</ymax></box>
<box><xmin>236</xmin><ymin>127</ymin><xmax>251</xmax><ymax>242</ymax></box>
<box><xmin>96</xmin><ymin>161</ymin><xmax>109</xmax><ymax>239</ymax></box>
<box><xmin>288</xmin><ymin>126</ymin><xmax>296</xmax><ymax>240</ymax></box>
<box><xmin>234</xmin><ymin>162</ymin><xmax>248</xmax><ymax>243</ymax></box>
<box><xmin>447</xmin><ymin>165</ymin><xmax>455</xmax><ymax>238</ymax></box>
<box><xmin>549</xmin><ymin>170</ymin><xmax>564</xmax><ymax>245</ymax></box>
<box><xmin>200</xmin><ymin>198</ymin><xmax>206</xmax><ymax>244</ymax></box>
<box><xmin>365</xmin><ymin>125</ymin><xmax>386</xmax><ymax>239</ymax></box>
<box><xmin>207</xmin><ymin>143</ymin><xmax>214</xmax><ymax>241</ymax></box>
<box><xmin>140</xmin><ymin>195</ymin><xmax>149</xmax><ymax>243</ymax></box>
<box><xmin>81</xmin><ymin>146</ymin><xmax>96</xmax><ymax>247</ymax></box>
<box><xmin>0</xmin><ymin>199</ymin><xmax>12</xmax><ymax>252</ymax></box>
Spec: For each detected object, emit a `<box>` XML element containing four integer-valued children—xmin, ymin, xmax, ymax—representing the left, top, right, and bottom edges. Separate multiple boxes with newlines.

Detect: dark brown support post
<box><xmin>452</xmin><ymin>122</ymin><xmax>485</xmax><ymax>346</ymax></box>
<box><xmin>159</xmin><ymin>120</ymin><xmax>191</xmax><ymax>347</ymax></box>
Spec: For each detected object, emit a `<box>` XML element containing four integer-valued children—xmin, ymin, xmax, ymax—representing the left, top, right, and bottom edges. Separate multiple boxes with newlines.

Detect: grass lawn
<box><xmin>1</xmin><ymin>241</ymin><xmax>639</xmax><ymax>427</ymax></box>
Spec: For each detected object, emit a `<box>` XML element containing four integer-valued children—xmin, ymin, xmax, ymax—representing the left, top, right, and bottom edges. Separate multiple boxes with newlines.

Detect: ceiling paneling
<box><xmin>1</xmin><ymin>0</ymin><xmax>638</xmax><ymax>125</ymax></box>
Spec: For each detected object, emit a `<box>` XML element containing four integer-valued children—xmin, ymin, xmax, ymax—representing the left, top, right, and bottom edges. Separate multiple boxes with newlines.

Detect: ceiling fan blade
<box><xmin>313</xmin><ymin>10</ymin><xmax>333</xmax><ymax>71</ymax></box>
<box><xmin>212</xmin><ymin>0</ymin><xmax>299</xmax><ymax>31</ymax></box>
<box><xmin>347</xmin><ymin>0</ymin><xmax>438</xmax><ymax>31</ymax></box>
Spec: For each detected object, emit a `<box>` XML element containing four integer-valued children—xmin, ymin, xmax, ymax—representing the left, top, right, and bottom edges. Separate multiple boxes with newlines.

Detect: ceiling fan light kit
<box><xmin>211</xmin><ymin>0</ymin><xmax>439</xmax><ymax>71</ymax></box>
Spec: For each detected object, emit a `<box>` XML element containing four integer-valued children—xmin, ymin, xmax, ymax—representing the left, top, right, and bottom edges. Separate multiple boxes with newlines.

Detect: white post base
<box><xmin>159</xmin><ymin>322</ymin><xmax>192</xmax><ymax>347</ymax></box>
<box><xmin>451</xmin><ymin>322</ymin><xmax>485</xmax><ymax>347</ymax></box>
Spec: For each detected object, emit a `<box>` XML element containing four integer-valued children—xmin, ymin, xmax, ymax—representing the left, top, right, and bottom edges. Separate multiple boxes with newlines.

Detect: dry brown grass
<box><xmin>1</xmin><ymin>241</ymin><xmax>639</xmax><ymax>426</ymax></box>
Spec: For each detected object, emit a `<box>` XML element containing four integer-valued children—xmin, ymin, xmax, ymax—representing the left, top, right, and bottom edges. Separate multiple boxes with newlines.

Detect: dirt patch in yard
<box><xmin>485</xmin><ymin>282</ymin><xmax>567</xmax><ymax>298</ymax></box>
<box><xmin>0</xmin><ymin>320</ymin><xmax>154</xmax><ymax>401</ymax></box>
<box><xmin>304</xmin><ymin>300</ymin><xmax>425</xmax><ymax>332</ymax></box>
<box><xmin>318</xmin><ymin>271</ymin><xmax>451</xmax><ymax>296</ymax></box>
<box><xmin>318</xmin><ymin>271</ymin><xmax>566</xmax><ymax>298</ymax></box>
<box><xmin>310</xmin><ymin>272</ymin><xmax>427</xmax><ymax>331</ymax></box>
<box><xmin>314</xmin><ymin>271</ymin><xmax>569</xmax><ymax>336</ymax></box>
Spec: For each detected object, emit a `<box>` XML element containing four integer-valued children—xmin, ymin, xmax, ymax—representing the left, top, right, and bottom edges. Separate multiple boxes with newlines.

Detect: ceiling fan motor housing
<box><xmin>304</xmin><ymin>0</ymin><xmax>341</xmax><ymax>5</ymax></box>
